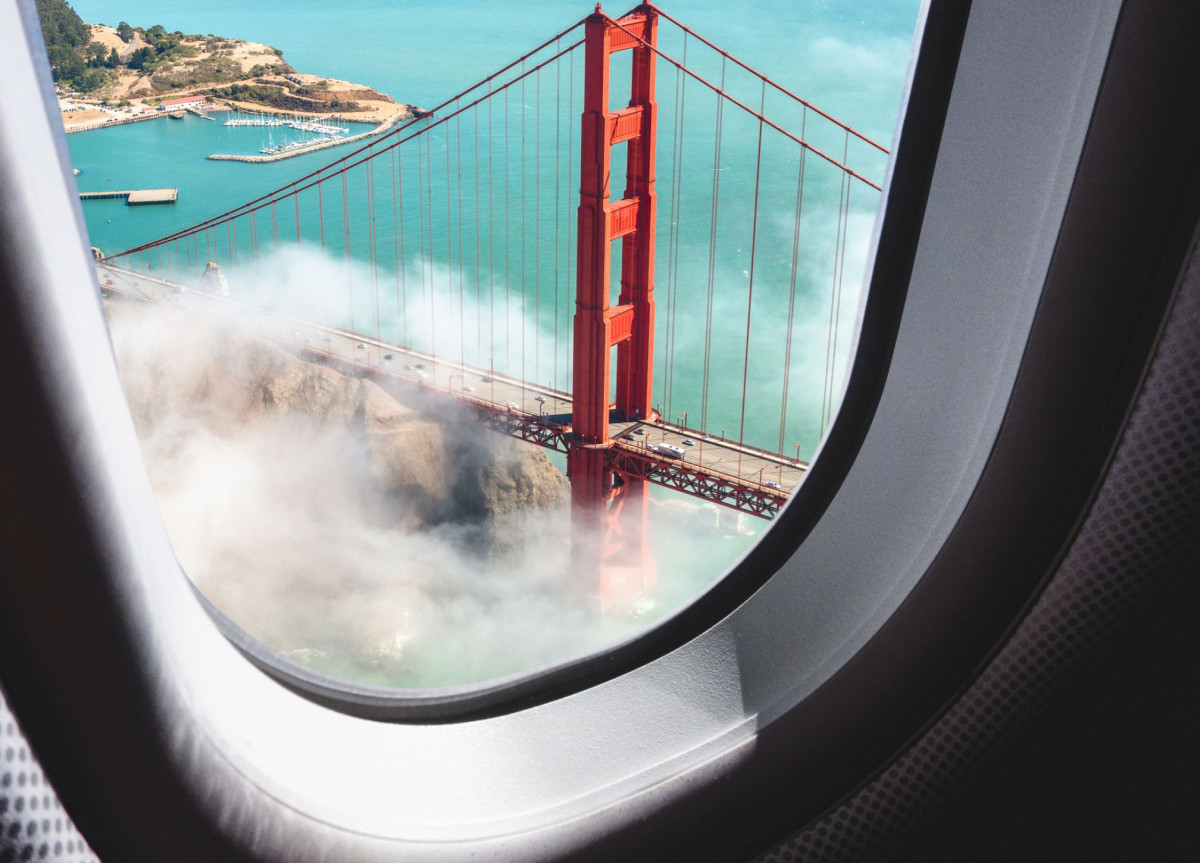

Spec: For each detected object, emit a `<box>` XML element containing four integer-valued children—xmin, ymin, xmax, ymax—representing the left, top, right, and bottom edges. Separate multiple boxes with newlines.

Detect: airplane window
<box><xmin>52</xmin><ymin>0</ymin><xmax>921</xmax><ymax>696</ymax></box>
<box><xmin>7</xmin><ymin>0</ymin><xmax>1157</xmax><ymax>859</ymax></box>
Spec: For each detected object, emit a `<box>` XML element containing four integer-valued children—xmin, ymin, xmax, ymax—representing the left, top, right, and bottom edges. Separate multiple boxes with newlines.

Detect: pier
<box><xmin>79</xmin><ymin>189</ymin><xmax>178</xmax><ymax>205</ymax></box>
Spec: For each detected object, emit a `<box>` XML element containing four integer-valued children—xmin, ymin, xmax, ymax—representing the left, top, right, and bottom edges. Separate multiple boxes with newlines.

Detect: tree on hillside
<box><xmin>35</xmin><ymin>0</ymin><xmax>89</xmax><ymax>49</ymax></box>
<box><xmin>36</xmin><ymin>0</ymin><xmax>89</xmax><ymax>85</ymax></box>
<box><xmin>116</xmin><ymin>21</ymin><xmax>135</xmax><ymax>43</ymax></box>
<box><xmin>35</xmin><ymin>0</ymin><xmax>116</xmax><ymax>92</ymax></box>
<box><xmin>126</xmin><ymin>47</ymin><xmax>153</xmax><ymax>71</ymax></box>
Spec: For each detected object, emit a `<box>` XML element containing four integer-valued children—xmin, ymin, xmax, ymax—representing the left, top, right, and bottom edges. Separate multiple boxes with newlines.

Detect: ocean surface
<box><xmin>64</xmin><ymin>0</ymin><xmax>923</xmax><ymax>686</ymax></box>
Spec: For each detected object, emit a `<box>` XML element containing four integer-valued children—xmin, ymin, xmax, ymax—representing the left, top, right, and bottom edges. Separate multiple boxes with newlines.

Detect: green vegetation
<box><xmin>36</xmin><ymin>0</ymin><xmax>112</xmax><ymax>91</ymax></box>
<box><xmin>35</xmin><ymin>0</ymin><xmax>292</xmax><ymax>97</ymax></box>
<box><xmin>208</xmin><ymin>83</ymin><xmax>362</xmax><ymax>114</ymax></box>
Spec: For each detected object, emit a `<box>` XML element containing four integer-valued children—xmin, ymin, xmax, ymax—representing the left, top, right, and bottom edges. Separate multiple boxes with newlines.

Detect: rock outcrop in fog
<box><xmin>107</xmin><ymin>299</ymin><xmax>568</xmax><ymax>538</ymax></box>
<box><xmin>102</xmin><ymin>298</ymin><xmax>594</xmax><ymax>685</ymax></box>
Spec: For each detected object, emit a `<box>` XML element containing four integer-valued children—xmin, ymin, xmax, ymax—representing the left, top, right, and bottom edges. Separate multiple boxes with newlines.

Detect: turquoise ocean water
<box><xmin>70</xmin><ymin>0</ymin><xmax>919</xmax><ymax>451</ymax></box>
<box><xmin>64</xmin><ymin>0</ymin><xmax>922</xmax><ymax>685</ymax></box>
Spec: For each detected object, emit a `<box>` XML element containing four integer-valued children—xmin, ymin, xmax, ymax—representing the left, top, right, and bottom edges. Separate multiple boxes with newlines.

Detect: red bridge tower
<box><xmin>570</xmin><ymin>4</ymin><xmax>659</xmax><ymax>608</ymax></box>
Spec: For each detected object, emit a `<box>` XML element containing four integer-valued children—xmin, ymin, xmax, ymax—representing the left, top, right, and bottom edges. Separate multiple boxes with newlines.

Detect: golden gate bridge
<box><xmin>96</xmin><ymin>3</ymin><xmax>887</xmax><ymax>606</ymax></box>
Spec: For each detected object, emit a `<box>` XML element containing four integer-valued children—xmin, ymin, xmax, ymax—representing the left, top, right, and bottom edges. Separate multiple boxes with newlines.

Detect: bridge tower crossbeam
<box><xmin>570</xmin><ymin>3</ymin><xmax>659</xmax><ymax>609</ymax></box>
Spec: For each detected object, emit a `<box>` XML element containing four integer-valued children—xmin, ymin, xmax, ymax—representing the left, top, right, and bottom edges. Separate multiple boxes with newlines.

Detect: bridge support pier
<box><xmin>570</xmin><ymin>4</ymin><xmax>659</xmax><ymax>610</ymax></box>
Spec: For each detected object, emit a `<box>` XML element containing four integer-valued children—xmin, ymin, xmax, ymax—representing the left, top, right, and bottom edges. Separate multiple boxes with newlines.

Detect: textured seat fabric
<box><xmin>754</xmin><ymin>240</ymin><xmax>1200</xmax><ymax>861</ymax></box>
<box><xmin>0</xmin><ymin>689</ymin><xmax>98</xmax><ymax>863</ymax></box>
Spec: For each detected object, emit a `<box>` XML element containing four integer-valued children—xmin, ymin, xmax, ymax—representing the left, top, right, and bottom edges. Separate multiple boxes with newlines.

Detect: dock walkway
<box><xmin>79</xmin><ymin>189</ymin><xmax>178</xmax><ymax>205</ymax></box>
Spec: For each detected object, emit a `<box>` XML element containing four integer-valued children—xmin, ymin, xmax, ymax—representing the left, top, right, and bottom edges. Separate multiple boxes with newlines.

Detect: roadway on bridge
<box><xmin>98</xmin><ymin>264</ymin><xmax>807</xmax><ymax>499</ymax></box>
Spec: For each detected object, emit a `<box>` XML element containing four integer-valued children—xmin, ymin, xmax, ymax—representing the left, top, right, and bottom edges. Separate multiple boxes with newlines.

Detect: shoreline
<box><xmin>63</xmin><ymin>109</ymin><xmax>170</xmax><ymax>134</ymax></box>
<box><xmin>63</xmin><ymin>103</ymin><xmax>236</xmax><ymax>135</ymax></box>
<box><xmin>64</xmin><ymin>99</ymin><xmax>420</xmax><ymax>162</ymax></box>
<box><xmin>58</xmin><ymin>30</ymin><xmax>414</xmax><ymax>142</ymax></box>
<box><xmin>63</xmin><ymin>98</ymin><xmax>420</xmax><ymax>162</ymax></box>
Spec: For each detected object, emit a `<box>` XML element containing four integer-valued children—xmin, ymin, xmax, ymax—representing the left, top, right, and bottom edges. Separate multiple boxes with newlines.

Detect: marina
<box><xmin>259</xmin><ymin>133</ymin><xmax>341</xmax><ymax>155</ymax></box>
<box><xmin>224</xmin><ymin>113</ymin><xmax>350</xmax><ymax>136</ymax></box>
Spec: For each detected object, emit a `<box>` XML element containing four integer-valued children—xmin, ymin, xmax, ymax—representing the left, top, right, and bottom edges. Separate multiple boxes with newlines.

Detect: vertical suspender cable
<box><xmin>427</xmin><ymin>130</ymin><xmax>436</xmax><ymax>361</ymax></box>
<box><xmin>663</xmin><ymin>34</ymin><xmax>688</xmax><ymax>424</ymax></box>
<box><xmin>699</xmin><ymin>58</ymin><xmax>726</xmax><ymax>434</ymax></box>
<box><xmin>738</xmin><ymin>80</ymin><xmax>767</xmax><ymax>449</ymax></box>
<box><xmin>535</xmin><ymin>65</ymin><xmax>542</xmax><ymax>388</ymax></box>
<box><xmin>488</xmin><ymin>82</ymin><xmax>496</xmax><ymax>368</ymax></box>
<box><xmin>318</xmin><ymin>180</ymin><xmax>326</xmax><ymax>250</ymax></box>
<box><xmin>391</xmin><ymin>146</ymin><xmax>402</xmax><ymax>345</ymax></box>
<box><xmin>565</xmin><ymin>46</ymin><xmax>575</xmax><ymax>390</ymax></box>
<box><xmin>398</xmin><ymin>142</ymin><xmax>409</xmax><ymax>347</ymax></box>
<box><xmin>553</xmin><ymin>40</ymin><xmax>562</xmax><ymax>392</ymax></box>
<box><xmin>474</xmin><ymin>102</ymin><xmax>482</xmax><ymax>364</ymax></box>
<box><xmin>820</xmin><ymin>132</ymin><xmax>850</xmax><ymax>436</ymax></box>
<box><xmin>505</xmin><ymin>84</ymin><xmax>511</xmax><ymax>369</ymax></box>
<box><xmin>779</xmin><ymin>109</ymin><xmax>807</xmax><ymax>455</ymax></box>
<box><xmin>294</xmin><ymin>193</ymin><xmax>305</xmax><ymax>320</ymax></box>
<box><xmin>456</xmin><ymin>110</ymin><xmax>466</xmax><ymax>373</ymax></box>
<box><xmin>342</xmin><ymin>170</ymin><xmax>353</xmax><ymax>332</ymax></box>
<box><xmin>416</xmin><ymin>128</ymin><xmax>426</xmax><ymax>349</ymax></box>
<box><xmin>445</xmin><ymin>106</ymin><xmax>456</xmax><ymax>373</ymax></box>
<box><xmin>417</xmin><ymin>132</ymin><xmax>429</xmax><ymax>353</ymax></box>
<box><xmin>369</xmin><ymin>155</ymin><xmax>381</xmax><ymax>340</ymax></box>
<box><xmin>520</xmin><ymin>67</ymin><xmax>527</xmax><ymax>391</ymax></box>
<box><xmin>828</xmin><ymin>136</ymin><xmax>852</xmax><ymax>427</ymax></box>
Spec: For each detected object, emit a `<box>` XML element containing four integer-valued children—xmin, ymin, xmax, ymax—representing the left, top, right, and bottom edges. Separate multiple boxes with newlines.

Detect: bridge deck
<box><xmin>99</xmin><ymin>264</ymin><xmax>806</xmax><ymax>516</ymax></box>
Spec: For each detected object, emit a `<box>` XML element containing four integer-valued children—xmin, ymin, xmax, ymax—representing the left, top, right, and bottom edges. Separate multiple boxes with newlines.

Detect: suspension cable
<box><xmin>649</xmin><ymin>4</ymin><xmax>887</xmax><ymax>153</ymax></box>
<box><xmin>601</xmin><ymin>12</ymin><xmax>881</xmax><ymax>191</ymax></box>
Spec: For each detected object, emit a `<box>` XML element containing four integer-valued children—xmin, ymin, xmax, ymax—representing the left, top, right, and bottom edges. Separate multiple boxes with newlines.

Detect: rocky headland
<box><xmin>39</xmin><ymin>1</ymin><xmax>416</xmax><ymax>134</ymax></box>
